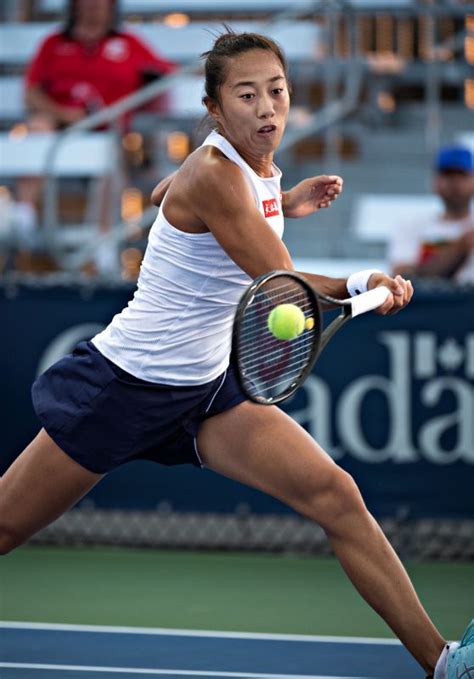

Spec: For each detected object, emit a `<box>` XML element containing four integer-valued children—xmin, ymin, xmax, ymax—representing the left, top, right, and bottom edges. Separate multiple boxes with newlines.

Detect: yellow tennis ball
<box><xmin>267</xmin><ymin>304</ymin><xmax>305</xmax><ymax>340</ymax></box>
<box><xmin>305</xmin><ymin>317</ymin><xmax>315</xmax><ymax>331</ymax></box>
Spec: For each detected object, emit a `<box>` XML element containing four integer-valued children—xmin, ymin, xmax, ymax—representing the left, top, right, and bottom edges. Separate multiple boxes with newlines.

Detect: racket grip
<box><xmin>350</xmin><ymin>286</ymin><xmax>391</xmax><ymax>317</ymax></box>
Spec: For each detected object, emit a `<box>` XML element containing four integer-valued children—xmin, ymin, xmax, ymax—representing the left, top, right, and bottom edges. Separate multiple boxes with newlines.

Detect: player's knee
<box><xmin>325</xmin><ymin>470</ymin><xmax>367</xmax><ymax>531</ymax></box>
<box><xmin>336</xmin><ymin>469</ymin><xmax>365</xmax><ymax>512</ymax></box>
<box><xmin>303</xmin><ymin>468</ymin><xmax>366</xmax><ymax>530</ymax></box>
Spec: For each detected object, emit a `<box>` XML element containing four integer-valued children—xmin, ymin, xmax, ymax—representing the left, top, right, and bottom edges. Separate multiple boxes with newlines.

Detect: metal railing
<box><xmin>41</xmin><ymin>61</ymin><xmax>203</xmax><ymax>255</ymax></box>
<box><xmin>37</xmin><ymin>0</ymin><xmax>472</xmax><ymax>272</ymax></box>
<box><xmin>40</xmin><ymin>5</ymin><xmax>360</xmax><ymax>268</ymax></box>
<box><xmin>66</xmin><ymin>59</ymin><xmax>365</xmax><ymax>272</ymax></box>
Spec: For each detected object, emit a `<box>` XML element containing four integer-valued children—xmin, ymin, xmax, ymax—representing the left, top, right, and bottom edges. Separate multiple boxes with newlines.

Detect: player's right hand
<box><xmin>368</xmin><ymin>272</ymin><xmax>413</xmax><ymax>315</ymax></box>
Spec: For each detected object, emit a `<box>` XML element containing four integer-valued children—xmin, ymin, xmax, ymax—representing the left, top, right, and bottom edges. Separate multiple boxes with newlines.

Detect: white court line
<box><xmin>0</xmin><ymin>663</ymin><xmax>368</xmax><ymax>679</ymax></box>
<box><xmin>0</xmin><ymin>621</ymin><xmax>401</xmax><ymax>645</ymax></box>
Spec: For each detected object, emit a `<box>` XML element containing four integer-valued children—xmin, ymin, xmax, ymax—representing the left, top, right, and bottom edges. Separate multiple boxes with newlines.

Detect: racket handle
<box><xmin>350</xmin><ymin>286</ymin><xmax>391</xmax><ymax>317</ymax></box>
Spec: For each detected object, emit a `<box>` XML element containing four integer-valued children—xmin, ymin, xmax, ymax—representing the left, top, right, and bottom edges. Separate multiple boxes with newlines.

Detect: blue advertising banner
<box><xmin>1</xmin><ymin>279</ymin><xmax>473</xmax><ymax>518</ymax></box>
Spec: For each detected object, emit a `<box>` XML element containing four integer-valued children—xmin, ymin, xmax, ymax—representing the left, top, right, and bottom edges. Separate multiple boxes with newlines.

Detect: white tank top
<box><xmin>92</xmin><ymin>130</ymin><xmax>284</xmax><ymax>385</ymax></box>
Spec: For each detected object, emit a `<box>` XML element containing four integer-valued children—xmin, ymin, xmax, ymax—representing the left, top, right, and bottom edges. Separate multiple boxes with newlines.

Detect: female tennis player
<box><xmin>0</xmin><ymin>31</ymin><xmax>470</xmax><ymax>679</ymax></box>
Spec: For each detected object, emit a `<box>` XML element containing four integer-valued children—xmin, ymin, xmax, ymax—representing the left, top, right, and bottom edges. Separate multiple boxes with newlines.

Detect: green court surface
<box><xmin>1</xmin><ymin>546</ymin><xmax>473</xmax><ymax>639</ymax></box>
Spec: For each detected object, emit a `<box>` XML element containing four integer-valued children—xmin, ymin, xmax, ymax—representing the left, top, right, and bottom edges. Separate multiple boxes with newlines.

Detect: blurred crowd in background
<box><xmin>0</xmin><ymin>0</ymin><xmax>472</xmax><ymax>282</ymax></box>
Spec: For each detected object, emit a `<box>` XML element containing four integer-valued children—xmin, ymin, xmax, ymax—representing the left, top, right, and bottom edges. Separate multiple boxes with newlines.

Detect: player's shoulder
<box><xmin>185</xmin><ymin>145</ymin><xmax>247</xmax><ymax>193</ymax></box>
<box><xmin>173</xmin><ymin>145</ymin><xmax>252</xmax><ymax>214</ymax></box>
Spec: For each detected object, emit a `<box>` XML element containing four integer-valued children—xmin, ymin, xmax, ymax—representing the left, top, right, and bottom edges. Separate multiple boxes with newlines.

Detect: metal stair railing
<box><xmin>67</xmin><ymin>59</ymin><xmax>365</xmax><ymax>274</ymax></box>
<box><xmin>39</xmin><ymin>0</ymin><xmax>473</xmax><ymax>272</ymax></box>
<box><xmin>41</xmin><ymin>61</ymin><xmax>203</xmax><ymax>258</ymax></box>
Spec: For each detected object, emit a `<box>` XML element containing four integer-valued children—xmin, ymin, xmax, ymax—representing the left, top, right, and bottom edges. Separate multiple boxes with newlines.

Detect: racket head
<box><xmin>233</xmin><ymin>271</ymin><xmax>322</xmax><ymax>405</ymax></box>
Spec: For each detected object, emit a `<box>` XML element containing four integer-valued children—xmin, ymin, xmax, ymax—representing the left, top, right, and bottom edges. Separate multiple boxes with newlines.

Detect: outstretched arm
<box><xmin>282</xmin><ymin>175</ymin><xmax>343</xmax><ymax>218</ymax></box>
<box><xmin>170</xmin><ymin>153</ymin><xmax>411</xmax><ymax>315</ymax></box>
<box><xmin>299</xmin><ymin>270</ymin><xmax>413</xmax><ymax>315</ymax></box>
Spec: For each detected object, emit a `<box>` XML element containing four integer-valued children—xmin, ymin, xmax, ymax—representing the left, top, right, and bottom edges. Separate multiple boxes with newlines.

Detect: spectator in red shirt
<box><xmin>25</xmin><ymin>0</ymin><xmax>176</xmax><ymax>127</ymax></box>
<box><xmin>15</xmin><ymin>0</ymin><xmax>177</xmax><ymax>266</ymax></box>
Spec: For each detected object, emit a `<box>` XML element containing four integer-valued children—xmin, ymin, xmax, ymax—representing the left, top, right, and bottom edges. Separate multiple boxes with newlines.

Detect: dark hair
<box><xmin>63</xmin><ymin>0</ymin><xmax>120</xmax><ymax>37</ymax></box>
<box><xmin>202</xmin><ymin>30</ymin><xmax>290</xmax><ymax>104</ymax></box>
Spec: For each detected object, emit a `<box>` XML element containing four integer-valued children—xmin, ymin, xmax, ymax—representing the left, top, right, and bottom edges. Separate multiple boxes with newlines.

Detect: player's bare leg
<box><xmin>0</xmin><ymin>428</ymin><xmax>103</xmax><ymax>554</ymax></box>
<box><xmin>198</xmin><ymin>401</ymin><xmax>445</xmax><ymax>675</ymax></box>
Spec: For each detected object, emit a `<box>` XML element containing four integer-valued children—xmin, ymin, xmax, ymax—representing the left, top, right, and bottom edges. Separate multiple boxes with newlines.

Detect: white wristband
<box><xmin>346</xmin><ymin>269</ymin><xmax>381</xmax><ymax>297</ymax></box>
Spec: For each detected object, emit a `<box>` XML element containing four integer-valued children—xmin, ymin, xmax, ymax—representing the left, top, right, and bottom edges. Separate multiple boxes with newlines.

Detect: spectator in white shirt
<box><xmin>389</xmin><ymin>145</ymin><xmax>474</xmax><ymax>284</ymax></box>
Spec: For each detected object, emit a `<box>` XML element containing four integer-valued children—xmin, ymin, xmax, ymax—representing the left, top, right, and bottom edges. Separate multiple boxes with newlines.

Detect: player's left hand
<box><xmin>368</xmin><ymin>272</ymin><xmax>413</xmax><ymax>315</ymax></box>
<box><xmin>283</xmin><ymin>175</ymin><xmax>343</xmax><ymax>218</ymax></box>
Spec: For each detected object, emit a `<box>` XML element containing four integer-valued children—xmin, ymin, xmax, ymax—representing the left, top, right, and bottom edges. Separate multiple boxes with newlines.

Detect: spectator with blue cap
<box><xmin>389</xmin><ymin>144</ymin><xmax>474</xmax><ymax>283</ymax></box>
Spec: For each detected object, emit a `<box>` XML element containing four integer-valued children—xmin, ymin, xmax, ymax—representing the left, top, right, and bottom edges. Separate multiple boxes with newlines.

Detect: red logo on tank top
<box><xmin>262</xmin><ymin>198</ymin><xmax>280</xmax><ymax>218</ymax></box>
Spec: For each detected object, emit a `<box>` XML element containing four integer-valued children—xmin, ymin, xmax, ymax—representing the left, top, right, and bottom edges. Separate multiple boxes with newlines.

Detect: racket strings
<box><xmin>244</xmin><ymin>349</ymin><xmax>315</xmax><ymax>382</ymax></box>
<box><xmin>247</xmin><ymin>280</ymin><xmax>311</xmax><ymax>298</ymax></box>
<box><xmin>254</xmin><ymin>367</ymin><xmax>310</xmax><ymax>391</ymax></box>
<box><xmin>240</xmin><ymin>351</ymin><xmax>314</xmax><ymax>385</ymax></box>
<box><xmin>239</xmin><ymin>286</ymin><xmax>314</xmax><ymax>333</ymax></box>
<box><xmin>238</xmin><ymin>325</ymin><xmax>316</xmax><ymax>351</ymax></box>
<box><xmin>237</xmin><ymin>277</ymin><xmax>320</xmax><ymax>400</ymax></box>
<box><xmin>252</xmin><ymin>287</ymin><xmax>313</xmax><ymax>306</ymax></box>
<box><xmin>238</xmin><ymin>303</ymin><xmax>316</xmax><ymax>344</ymax></box>
<box><xmin>239</xmin><ymin>334</ymin><xmax>314</xmax><ymax>365</ymax></box>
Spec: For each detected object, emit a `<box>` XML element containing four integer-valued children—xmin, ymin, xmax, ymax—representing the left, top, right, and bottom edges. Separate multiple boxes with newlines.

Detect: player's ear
<box><xmin>204</xmin><ymin>96</ymin><xmax>222</xmax><ymax>124</ymax></box>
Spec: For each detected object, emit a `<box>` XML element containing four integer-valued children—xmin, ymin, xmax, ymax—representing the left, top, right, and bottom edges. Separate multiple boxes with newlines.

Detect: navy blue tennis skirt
<box><xmin>32</xmin><ymin>341</ymin><xmax>247</xmax><ymax>473</ymax></box>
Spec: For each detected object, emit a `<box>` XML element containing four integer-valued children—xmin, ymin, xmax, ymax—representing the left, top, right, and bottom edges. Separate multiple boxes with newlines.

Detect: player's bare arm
<box><xmin>282</xmin><ymin>175</ymin><xmax>343</xmax><ymax>217</ymax></box>
<box><xmin>294</xmin><ymin>270</ymin><xmax>412</xmax><ymax>315</ymax></box>
<box><xmin>186</xmin><ymin>152</ymin><xmax>294</xmax><ymax>278</ymax></box>
<box><xmin>181</xmin><ymin>151</ymin><xmax>411</xmax><ymax>312</ymax></box>
<box><xmin>151</xmin><ymin>171</ymin><xmax>178</xmax><ymax>207</ymax></box>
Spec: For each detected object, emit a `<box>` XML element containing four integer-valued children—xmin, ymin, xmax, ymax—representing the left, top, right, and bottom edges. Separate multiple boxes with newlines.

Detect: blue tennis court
<box><xmin>0</xmin><ymin>623</ymin><xmax>421</xmax><ymax>679</ymax></box>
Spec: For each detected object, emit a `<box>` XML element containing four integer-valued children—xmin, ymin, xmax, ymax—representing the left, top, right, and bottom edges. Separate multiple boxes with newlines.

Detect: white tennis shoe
<box><xmin>433</xmin><ymin>620</ymin><xmax>474</xmax><ymax>679</ymax></box>
<box><xmin>446</xmin><ymin>620</ymin><xmax>474</xmax><ymax>679</ymax></box>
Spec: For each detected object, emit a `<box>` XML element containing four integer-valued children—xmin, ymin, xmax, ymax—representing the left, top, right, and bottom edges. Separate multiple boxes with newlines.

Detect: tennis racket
<box><xmin>233</xmin><ymin>270</ymin><xmax>390</xmax><ymax>405</ymax></box>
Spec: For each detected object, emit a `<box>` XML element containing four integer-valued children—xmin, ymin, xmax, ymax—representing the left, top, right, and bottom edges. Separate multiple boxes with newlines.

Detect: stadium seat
<box><xmin>0</xmin><ymin>77</ymin><xmax>26</xmax><ymax>123</ymax></box>
<box><xmin>0</xmin><ymin>131</ymin><xmax>120</xmax><ymax>261</ymax></box>
<box><xmin>0</xmin><ymin>23</ymin><xmax>55</xmax><ymax>65</ymax></box>
<box><xmin>38</xmin><ymin>0</ymin><xmax>315</xmax><ymax>15</ymax></box>
<box><xmin>0</xmin><ymin>21</ymin><xmax>321</xmax><ymax>67</ymax></box>
<box><xmin>0</xmin><ymin>21</ymin><xmax>321</xmax><ymax>128</ymax></box>
<box><xmin>131</xmin><ymin>21</ymin><xmax>321</xmax><ymax>64</ymax></box>
<box><xmin>351</xmin><ymin>194</ymin><xmax>441</xmax><ymax>243</ymax></box>
<box><xmin>292</xmin><ymin>257</ymin><xmax>388</xmax><ymax>277</ymax></box>
<box><xmin>38</xmin><ymin>0</ymin><xmax>415</xmax><ymax>13</ymax></box>
<box><xmin>0</xmin><ymin>73</ymin><xmax>205</xmax><ymax>126</ymax></box>
<box><xmin>0</xmin><ymin>131</ymin><xmax>117</xmax><ymax>178</ymax></box>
